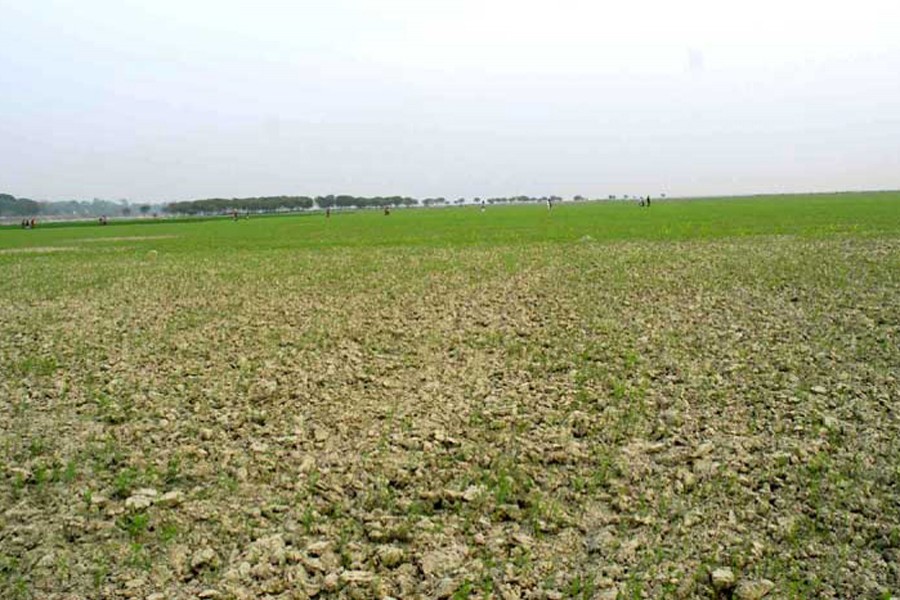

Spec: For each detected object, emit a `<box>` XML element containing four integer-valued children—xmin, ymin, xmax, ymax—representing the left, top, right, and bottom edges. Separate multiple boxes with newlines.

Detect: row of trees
<box><xmin>166</xmin><ymin>195</ymin><xmax>423</xmax><ymax>215</ymax></box>
<box><xmin>0</xmin><ymin>194</ymin><xmax>39</xmax><ymax>216</ymax></box>
<box><xmin>315</xmin><ymin>195</ymin><xmax>419</xmax><ymax>210</ymax></box>
<box><xmin>0</xmin><ymin>193</ymin><xmax>155</xmax><ymax>218</ymax></box>
<box><xmin>479</xmin><ymin>195</ymin><xmax>564</xmax><ymax>205</ymax></box>
<box><xmin>166</xmin><ymin>196</ymin><xmax>314</xmax><ymax>215</ymax></box>
<box><xmin>163</xmin><ymin>194</ymin><xmax>574</xmax><ymax>215</ymax></box>
<box><xmin>4</xmin><ymin>191</ymin><xmax>609</xmax><ymax>219</ymax></box>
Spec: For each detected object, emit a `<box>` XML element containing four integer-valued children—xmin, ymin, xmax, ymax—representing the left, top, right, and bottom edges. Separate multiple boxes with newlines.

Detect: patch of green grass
<box><xmin>127</xmin><ymin>542</ymin><xmax>152</xmax><ymax>570</ymax></box>
<box><xmin>112</xmin><ymin>467</ymin><xmax>139</xmax><ymax>499</ymax></box>
<box><xmin>483</xmin><ymin>458</ymin><xmax>533</xmax><ymax>507</ymax></box>
<box><xmin>159</xmin><ymin>521</ymin><xmax>179</xmax><ymax>544</ymax></box>
<box><xmin>300</xmin><ymin>505</ymin><xmax>317</xmax><ymax>534</ymax></box>
<box><xmin>565</xmin><ymin>574</ymin><xmax>596</xmax><ymax>599</ymax></box>
<box><xmin>164</xmin><ymin>456</ymin><xmax>182</xmax><ymax>486</ymax></box>
<box><xmin>118</xmin><ymin>511</ymin><xmax>150</xmax><ymax>540</ymax></box>
<box><xmin>217</xmin><ymin>472</ymin><xmax>239</xmax><ymax>494</ymax></box>
<box><xmin>94</xmin><ymin>392</ymin><xmax>133</xmax><ymax>425</ymax></box>
<box><xmin>28</xmin><ymin>437</ymin><xmax>46</xmax><ymax>458</ymax></box>
<box><xmin>452</xmin><ymin>579</ymin><xmax>475</xmax><ymax>600</ymax></box>
<box><xmin>15</xmin><ymin>355</ymin><xmax>59</xmax><ymax>377</ymax></box>
<box><xmin>61</xmin><ymin>459</ymin><xmax>78</xmax><ymax>484</ymax></box>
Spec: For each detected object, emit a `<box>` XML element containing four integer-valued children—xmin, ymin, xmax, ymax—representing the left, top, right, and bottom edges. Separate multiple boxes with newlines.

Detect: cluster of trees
<box><xmin>0</xmin><ymin>193</ymin><xmax>39</xmax><ymax>216</ymax></box>
<box><xmin>478</xmin><ymin>195</ymin><xmax>564</xmax><ymax>205</ymax></box>
<box><xmin>4</xmin><ymin>190</ymin><xmax>603</xmax><ymax>220</ymax></box>
<box><xmin>165</xmin><ymin>195</ymin><xmax>421</xmax><ymax>215</ymax></box>
<box><xmin>161</xmin><ymin>192</ymin><xmax>671</xmax><ymax>215</ymax></box>
<box><xmin>166</xmin><ymin>196</ymin><xmax>314</xmax><ymax>215</ymax></box>
<box><xmin>163</xmin><ymin>194</ymin><xmax>575</xmax><ymax>216</ymax></box>
<box><xmin>315</xmin><ymin>195</ymin><xmax>419</xmax><ymax>210</ymax></box>
<box><xmin>0</xmin><ymin>193</ymin><xmax>154</xmax><ymax>218</ymax></box>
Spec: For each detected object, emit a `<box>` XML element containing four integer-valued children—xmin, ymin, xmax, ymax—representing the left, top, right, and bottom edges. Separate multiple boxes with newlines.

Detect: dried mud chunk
<box><xmin>434</xmin><ymin>577</ymin><xmax>460</xmax><ymax>598</ymax></box>
<box><xmin>340</xmin><ymin>570</ymin><xmax>375</xmax><ymax>585</ymax></box>
<box><xmin>420</xmin><ymin>545</ymin><xmax>468</xmax><ymax>577</ymax></box>
<box><xmin>710</xmin><ymin>567</ymin><xmax>736</xmax><ymax>592</ymax></box>
<box><xmin>313</xmin><ymin>426</ymin><xmax>329</xmax><ymax>442</ymax></box>
<box><xmin>191</xmin><ymin>547</ymin><xmax>219</xmax><ymax>572</ymax></box>
<box><xmin>306</xmin><ymin>540</ymin><xmax>331</xmax><ymax>556</ymax></box>
<box><xmin>568</xmin><ymin>410</ymin><xmax>591</xmax><ymax>437</ymax></box>
<box><xmin>376</xmin><ymin>545</ymin><xmax>405</xmax><ymax>568</ymax></box>
<box><xmin>734</xmin><ymin>579</ymin><xmax>775</xmax><ymax>599</ymax></box>
<box><xmin>125</xmin><ymin>488</ymin><xmax>158</xmax><ymax>510</ymax></box>
<box><xmin>322</xmin><ymin>572</ymin><xmax>340</xmax><ymax>591</ymax></box>
<box><xmin>158</xmin><ymin>490</ymin><xmax>184</xmax><ymax>506</ymax></box>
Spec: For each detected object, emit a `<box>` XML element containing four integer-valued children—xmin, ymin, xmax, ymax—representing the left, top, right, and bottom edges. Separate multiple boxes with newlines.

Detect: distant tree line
<box><xmin>0</xmin><ymin>193</ymin><xmax>154</xmax><ymax>218</ymax></box>
<box><xmin>0</xmin><ymin>193</ymin><xmax>39</xmax><ymax>216</ymax></box>
<box><xmin>480</xmin><ymin>195</ymin><xmax>564</xmax><ymax>205</ymax></box>
<box><xmin>166</xmin><ymin>196</ymin><xmax>314</xmax><ymax>215</ymax></box>
<box><xmin>314</xmin><ymin>196</ymin><xmax>419</xmax><ymax>210</ymax></box>
<box><xmin>3</xmin><ymin>190</ymin><xmax>584</xmax><ymax>220</ymax></box>
<box><xmin>165</xmin><ymin>195</ymin><xmax>423</xmax><ymax>215</ymax></box>
<box><xmin>163</xmin><ymin>194</ymin><xmax>576</xmax><ymax>215</ymax></box>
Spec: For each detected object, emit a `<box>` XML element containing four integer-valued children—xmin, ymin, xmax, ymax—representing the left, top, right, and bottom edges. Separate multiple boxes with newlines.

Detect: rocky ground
<box><xmin>1</xmin><ymin>235</ymin><xmax>898</xmax><ymax>599</ymax></box>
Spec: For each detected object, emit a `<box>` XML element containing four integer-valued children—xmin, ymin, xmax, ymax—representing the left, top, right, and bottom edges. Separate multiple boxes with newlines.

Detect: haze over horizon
<box><xmin>2</xmin><ymin>0</ymin><xmax>899</xmax><ymax>203</ymax></box>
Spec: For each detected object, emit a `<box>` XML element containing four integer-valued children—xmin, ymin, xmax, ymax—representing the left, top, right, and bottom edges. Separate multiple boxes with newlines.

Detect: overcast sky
<box><xmin>2</xmin><ymin>0</ymin><xmax>899</xmax><ymax>202</ymax></box>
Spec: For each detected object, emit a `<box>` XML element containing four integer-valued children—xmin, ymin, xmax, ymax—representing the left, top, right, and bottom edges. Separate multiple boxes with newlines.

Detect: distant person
<box><xmin>30</xmin><ymin>218</ymin><xmax>36</xmax><ymax>228</ymax></box>
<box><xmin>384</xmin><ymin>206</ymin><xmax>390</xmax><ymax>216</ymax></box>
<box><xmin>232</xmin><ymin>209</ymin><xmax>238</xmax><ymax>221</ymax></box>
<box><xmin>481</xmin><ymin>200</ymin><xmax>486</xmax><ymax>212</ymax></box>
<box><xmin>326</xmin><ymin>207</ymin><xmax>331</xmax><ymax>218</ymax></box>
<box><xmin>546</xmin><ymin>198</ymin><xmax>552</xmax><ymax>211</ymax></box>
<box><xmin>646</xmin><ymin>195</ymin><xmax>651</xmax><ymax>207</ymax></box>
<box><xmin>22</xmin><ymin>219</ymin><xmax>28</xmax><ymax>229</ymax></box>
<box><xmin>639</xmin><ymin>197</ymin><xmax>645</xmax><ymax>207</ymax></box>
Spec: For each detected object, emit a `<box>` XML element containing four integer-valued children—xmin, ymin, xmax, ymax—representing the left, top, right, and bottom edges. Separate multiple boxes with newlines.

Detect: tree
<box><xmin>139</xmin><ymin>205</ymin><xmax>152</xmax><ymax>215</ymax></box>
<box><xmin>0</xmin><ymin>193</ymin><xmax>40</xmax><ymax>216</ymax></box>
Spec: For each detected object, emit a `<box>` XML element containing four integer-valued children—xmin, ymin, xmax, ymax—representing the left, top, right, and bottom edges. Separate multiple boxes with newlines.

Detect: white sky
<box><xmin>2</xmin><ymin>0</ymin><xmax>899</xmax><ymax>201</ymax></box>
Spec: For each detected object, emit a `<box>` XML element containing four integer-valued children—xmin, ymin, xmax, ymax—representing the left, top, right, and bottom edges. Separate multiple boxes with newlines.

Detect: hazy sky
<box><xmin>2</xmin><ymin>0</ymin><xmax>900</xmax><ymax>202</ymax></box>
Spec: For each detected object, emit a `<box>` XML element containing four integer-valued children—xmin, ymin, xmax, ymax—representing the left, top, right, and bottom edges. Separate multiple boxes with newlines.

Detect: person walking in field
<box><xmin>326</xmin><ymin>207</ymin><xmax>331</xmax><ymax>218</ymax></box>
<box><xmin>646</xmin><ymin>195</ymin><xmax>651</xmax><ymax>207</ymax></box>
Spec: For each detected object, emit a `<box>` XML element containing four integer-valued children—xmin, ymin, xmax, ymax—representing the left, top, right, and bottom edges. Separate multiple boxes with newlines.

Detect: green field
<box><xmin>1</xmin><ymin>193</ymin><xmax>899</xmax><ymax>599</ymax></box>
